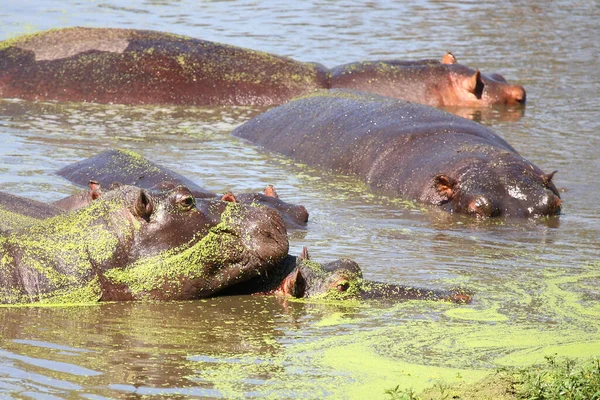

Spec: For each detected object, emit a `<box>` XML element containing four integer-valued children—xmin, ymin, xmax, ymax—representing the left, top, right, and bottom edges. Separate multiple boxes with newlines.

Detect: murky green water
<box><xmin>0</xmin><ymin>1</ymin><xmax>599</xmax><ymax>398</ymax></box>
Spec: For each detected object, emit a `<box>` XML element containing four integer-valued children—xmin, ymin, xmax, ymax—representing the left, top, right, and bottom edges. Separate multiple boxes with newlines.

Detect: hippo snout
<box><xmin>506</xmin><ymin>85</ymin><xmax>526</xmax><ymax>105</ymax></box>
<box><xmin>241</xmin><ymin>206</ymin><xmax>289</xmax><ymax>265</ymax></box>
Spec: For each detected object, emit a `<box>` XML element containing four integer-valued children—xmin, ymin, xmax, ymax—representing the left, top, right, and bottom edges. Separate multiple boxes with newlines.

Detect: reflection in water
<box><xmin>0</xmin><ymin>0</ymin><xmax>599</xmax><ymax>397</ymax></box>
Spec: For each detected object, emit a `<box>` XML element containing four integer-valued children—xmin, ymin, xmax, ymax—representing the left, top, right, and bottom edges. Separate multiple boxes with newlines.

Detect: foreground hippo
<box><xmin>233</xmin><ymin>90</ymin><xmax>561</xmax><ymax>218</ymax></box>
<box><xmin>57</xmin><ymin>149</ymin><xmax>309</xmax><ymax>228</ymax></box>
<box><xmin>329</xmin><ymin>53</ymin><xmax>526</xmax><ymax>108</ymax></box>
<box><xmin>0</xmin><ymin>184</ymin><xmax>289</xmax><ymax>304</ymax></box>
<box><xmin>223</xmin><ymin>248</ymin><xmax>471</xmax><ymax>303</ymax></box>
<box><xmin>0</xmin><ymin>27</ymin><xmax>327</xmax><ymax>106</ymax></box>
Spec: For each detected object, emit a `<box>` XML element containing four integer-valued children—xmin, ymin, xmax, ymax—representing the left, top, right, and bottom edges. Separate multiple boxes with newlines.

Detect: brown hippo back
<box><xmin>232</xmin><ymin>90</ymin><xmax>560</xmax><ymax>218</ymax></box>
<box><xmin>329</xmin><ymin>55</ymin><xmax>526</xmax><ymax>108</ymax></box>
<box><xmin>0</xmin><ymin>27</ymin><xmax>328</xmax><ymax>106</ymax></box>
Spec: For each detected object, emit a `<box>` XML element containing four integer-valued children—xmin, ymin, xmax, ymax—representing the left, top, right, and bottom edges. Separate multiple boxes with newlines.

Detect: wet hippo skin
<box><xmin>232</xmin><ymin>90</ymin><xmax>560</xmax><ymax>219</ymax></box>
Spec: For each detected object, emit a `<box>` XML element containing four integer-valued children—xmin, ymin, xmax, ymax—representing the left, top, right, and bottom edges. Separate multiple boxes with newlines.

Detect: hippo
<box><xmin>232</xmin><ymin>90</ymin><xmax>561</xmax><ymax>218</ymax></box>
<box><xmin>56</xmin><ymin>149</ymin><xmax>309</xmax><ymax>229</ymax></box>
<box><xmin>0</xmin><ymin>28</ymin><xmax>523</xmax><ymax>112</ymax></box>
<box><xmin>0</xmin><ymin>27</ymin><xmax>328</xmax><ymax>106</ymax></box>
<box><xmin>329</xmin><ymin>53</ymin><xmax>526</xmax><ymax>108</ymax></box>
<box><xmin>222</xmin><ymin>247</ymin><xmax>471</xmax><ymax>303</ymax></box>
<box><xmin>0</xmin><ymin>184</ymin><xmax>289</xmax><ymax>304</ymax></box>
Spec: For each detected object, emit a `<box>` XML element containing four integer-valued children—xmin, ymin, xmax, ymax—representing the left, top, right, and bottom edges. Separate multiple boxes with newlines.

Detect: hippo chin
<box><xmin>0</xmin><ymin>184</ymin><xmax>289</xmax><ymax>304</ymax></box>
<box><xmin>232</xmin><ymin>90</ymin><xmax>561</xmax><ymax>219</ymax></box>
<box><xmin>56</xmin><ymin>149</ymin><xmax>309</xmax><ymax>229</ymax></box>
<box><xmin>222</xmin><ymin>248</ymin><xmax>471</xmax><ymax>303</ymax></box>
<box><xmin>329</xmin><ymin>53</ymin><xmax>526</xmax><ymax>108</ymax></box>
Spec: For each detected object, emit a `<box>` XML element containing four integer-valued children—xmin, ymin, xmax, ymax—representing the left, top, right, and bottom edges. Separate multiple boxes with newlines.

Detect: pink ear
<box><xmin>264</xmin><ymin>185</ymin><xmax>279</xmax><ymax>198</ymax></box>
<box><xmin>278</xmin><ymin>267</ymin><xmax>306</xmax><ymax>298</ymax></box>
<box><xmin>434</xmin><ymin>174</ymin><xmax>456</xmax><ymax>199</ymax></box>
<box><xmin>442</xmin><ymin>52</ymin><xmax>457</xmax><ymax>64</ymax></box>
<box><xmin>462</xmin><ymin>69</ymin><xmax>483</xmax><ymax>98</ymax></box>
<box><xmin>221</xmin><ymin>192</ymin><xmax>237</xmax><ymax>203</ymax></box>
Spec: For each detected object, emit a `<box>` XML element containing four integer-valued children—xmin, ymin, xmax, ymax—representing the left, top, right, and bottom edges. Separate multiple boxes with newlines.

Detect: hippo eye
<box><xmin>178</xmin><ymin>195</ymin><xmax>196</xmax><ymax>210</ymax></box>
<box><xmin>336</xmin><ymin>281</ymin><xmax>350</xmax><ymax>292</ymax></box>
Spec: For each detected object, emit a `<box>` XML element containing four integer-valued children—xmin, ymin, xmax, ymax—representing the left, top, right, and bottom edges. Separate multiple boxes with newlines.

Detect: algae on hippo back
<box><xmin>0</xmin><ymin>184</ymin><xmax>289</xmax><ymax>305</ymax></box>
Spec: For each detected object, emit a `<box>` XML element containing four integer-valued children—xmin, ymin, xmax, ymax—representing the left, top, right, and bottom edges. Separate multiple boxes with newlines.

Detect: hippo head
<box><xmin>275</xmin><ymin>250</ymin><xmax>471</xmax><ymax>303</ymax></box>
<box><xmin>442</xmin><ymin>54</ymin><xmax>526</xmax><ymax>107</ymax></box>
<box><xmin>431</xmin><ymin>152</ymin><xmax>561</xmax><ymax>218</ymax></box>
<box><xmin>90</xmin><ymin>184</ymin><xmax>289</xmax><ymax>300</ymax></box>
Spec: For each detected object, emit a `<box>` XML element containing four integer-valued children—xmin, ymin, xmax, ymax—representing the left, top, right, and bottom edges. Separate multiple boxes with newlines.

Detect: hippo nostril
<box><xmin>468</xmin><ymin>196</ymin><xmax>497</xmax><ymax>218</ymax></box>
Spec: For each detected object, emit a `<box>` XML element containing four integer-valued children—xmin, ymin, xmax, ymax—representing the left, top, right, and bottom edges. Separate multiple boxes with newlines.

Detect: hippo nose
<box><xmin>508</xmin><ymin>85</ymin><xmax>526</xmax><ymax>105</ymax></box>
<box><xmin>244</xmin><ymin>207</ymin><xmax>289</xmax><ymax>263</ymax></box>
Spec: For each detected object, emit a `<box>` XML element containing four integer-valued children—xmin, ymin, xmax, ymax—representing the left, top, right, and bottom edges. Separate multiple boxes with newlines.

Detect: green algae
<box><xmin>0</xmin><ymin>208</ymin><xmax>43</xmax><ymax>231</ymax></box>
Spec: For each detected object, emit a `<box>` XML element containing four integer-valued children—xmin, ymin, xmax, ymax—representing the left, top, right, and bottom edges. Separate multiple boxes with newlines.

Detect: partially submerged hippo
<box><xmin>0</xmin><ymin>184</ymin><xmax>289</xmax><ymax>304</ymax></box>
<box><xmin>57</xmin><ymin>149</ymin><xmax>309</xmax><ymax>228</ymax></box>
<box><xmin>232</xmin><ymin>90</ymin><xmax>561</xmax><ymax>218</ymax></box>
<box><xmin>0</xmin><ymin>27</ymin><xmax>327</xmax><ymax>106</ymax></box>
<box><xmin>0</xmin><ymin>191</ymin><xmax>65</xmax><ymax>232</ymax></box>
<box><xmin>223</xmin><ymin>247</ymin><xmax>471</xmax><ymax>303</ymax></box>
<box><xmin>0</xmin><ymin>28</ymin><xmax>524</xmax><ymax>111</ymax></box>
<box><xmin>329</xmin><ymin>53</ymin><xmax>526</xmax><ymax>108</ymax></box>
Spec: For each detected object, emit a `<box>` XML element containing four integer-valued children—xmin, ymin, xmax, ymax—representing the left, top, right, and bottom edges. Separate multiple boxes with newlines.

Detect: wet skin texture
<box><xmin>329</xmin><ymin>55</ymin><xmax>526</xmax><ymax>108</ymax></box>
<box><xmin>0</xmin><ymin>28</ymin><xmax>522</xmax><ymax>109</ymax></box>
<box><xmin>232</xmin><ymin>90</ymin><xmax>561</xmax><ymax>219</ymax></box>
<box><xmin>57</xmin><ymin>149</ymin><xmax>309</xmax><ymax>229</ymax></box>
<box><xmin>0</xmin><ymin>184</ymin><xmax>289</xmax><ymax>304</ymax></box>
<box><xmin>0</xmin><ymin>27</ymin><xmax>328</xmax><ymax>106</ymax></box>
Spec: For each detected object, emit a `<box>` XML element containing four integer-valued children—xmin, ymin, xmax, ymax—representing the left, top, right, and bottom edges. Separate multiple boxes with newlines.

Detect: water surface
<box><xmin>0</xmin><ymin>1</ymin><xmax>599</xmax><ymax>398</ymax></box>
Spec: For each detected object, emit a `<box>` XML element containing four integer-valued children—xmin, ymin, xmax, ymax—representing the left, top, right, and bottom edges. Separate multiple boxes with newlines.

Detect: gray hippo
<box><xmin>0</xmin><ymin>184</ymin><xmax>289</xmax><ymax>304</ymax></box>
<box><xmin>56</xmin><ymin>149</ymin><xmax>309</xmax><ymax>229</ymax></box>
<box><xmin>329</xmin><ymin>52</ymin><xmax>526</xmax><ymax>108</ymax></box>
<box><xmin>0</xmin><ymin>27</ymin><xmax>327</xmax><ymax>106</ymax></box>
<box><xmin>232</xmin><ymin>90</ymin><xmax>561</xmax><ymax>218</ymax></box>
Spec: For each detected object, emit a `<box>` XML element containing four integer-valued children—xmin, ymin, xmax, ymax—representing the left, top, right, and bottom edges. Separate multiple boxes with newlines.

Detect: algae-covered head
<box><xmin>0</xmin><ymin>184</ymin><xmax>289</xmax><ymax>304</ymax></box>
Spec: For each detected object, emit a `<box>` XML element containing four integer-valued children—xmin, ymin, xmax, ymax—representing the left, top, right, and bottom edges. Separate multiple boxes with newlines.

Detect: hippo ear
<box><xmin>134</xmin><ymin>189</ymin><xmax>154</xmax><ymax>222</ymax></box>
<box><xmin>434</xmin><ymin>174</ymin><xmax>457</xmax><ymax>201</ymax></box>
<box><xmin>541</xmin><ymin>170</ymin><xmax>558</xmax><ymax>186</ymax></box>
<box><xmin>264</xmin><ymin>185</ymin><xmax>279</xmax><ymax>198</ymax></box>
<box><xmin>280</xmin><ymin>267</ymin><xmax>306</xmax><ymax>298</ymax></box>
<box><xmin>442</xmin><ymin>52</ymin><xmax>457</xmax><ymax>64</ymax></box>
<box><xmin>221</xmin><ymin>192</ymin><xmax>237</xmax><ymax>203</ymax></box>
<box><xmin>299</xmin><ymin>246</ymin><xmax>310</xmax><ymax>261</ymax></box>
<box><xmin>462</xmin><ymin>69</ymin><xmax>484</xmax><ymax>99</ymax></box>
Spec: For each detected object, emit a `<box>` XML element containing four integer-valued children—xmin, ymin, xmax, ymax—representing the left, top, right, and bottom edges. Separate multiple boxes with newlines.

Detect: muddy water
<box><xmin>0</xmin><ymin>1</ymin><xmax>599</xmax><ymax>398</ymax></box>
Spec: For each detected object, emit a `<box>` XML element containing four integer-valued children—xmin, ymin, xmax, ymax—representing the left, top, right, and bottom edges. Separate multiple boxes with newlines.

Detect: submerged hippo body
<box><xmin>0</xmin><ymin>184</ymin><xmax>289</xmax><ymax>304</ymax></box>
<box><xmin>232</xmin><ymin>90</ymin><xmax>561</xmax><ymax>218</ymax></box>
<box><xmin>57</xmin><ymin>149</ymin><xmax>309</xmax><ymax>228</ymax></box>
<box><xmin>0</xmin><ymin>27</ymin><xmax>327</xmax><ymax>106</ymax></box>
<box><xmin>0</xmin><ymin>192</ymin><xmax>65</xmax><ymax>232</ymax></box>
<box><xmin>329</xmin><ymin>54</ymin><xmax>526</xmax><ymax>108</ymax></box>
